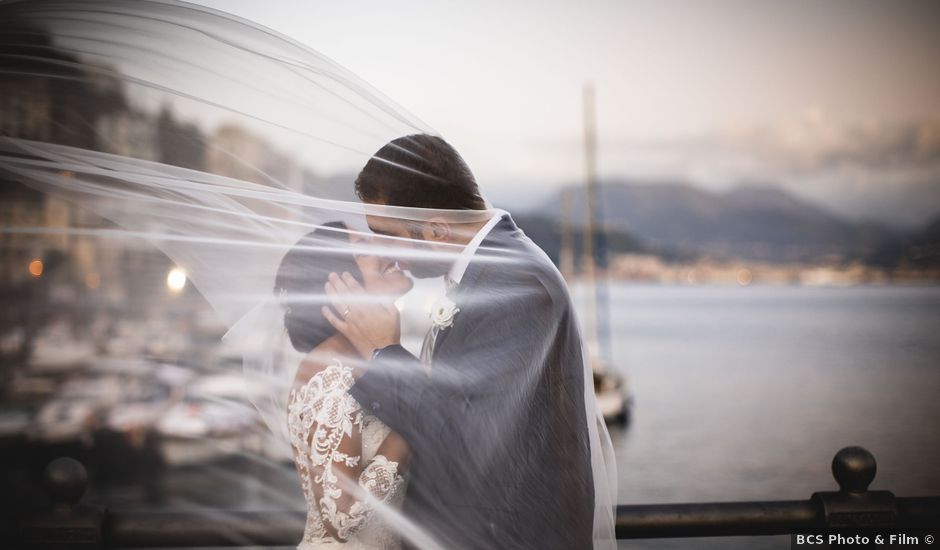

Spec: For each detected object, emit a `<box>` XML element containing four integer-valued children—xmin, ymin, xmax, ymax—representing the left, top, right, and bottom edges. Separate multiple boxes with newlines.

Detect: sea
<box><xmin>578</xmin><ymin>284</ymin><xmax>940</xmax><ymax>549</ymax></box>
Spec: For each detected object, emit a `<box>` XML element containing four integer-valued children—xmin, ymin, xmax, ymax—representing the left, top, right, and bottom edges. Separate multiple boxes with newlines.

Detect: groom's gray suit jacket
<box><xmin>349</xmin><ymin>215</ymin><xmax>594</xmax><ymax>550</ymax></box>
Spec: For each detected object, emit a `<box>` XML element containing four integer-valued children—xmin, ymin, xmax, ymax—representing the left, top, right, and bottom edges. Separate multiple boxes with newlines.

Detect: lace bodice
<box><xmin>288</xmin><ymin>361</ymin><xmax>406</xmax><ymax>549</ymax></box>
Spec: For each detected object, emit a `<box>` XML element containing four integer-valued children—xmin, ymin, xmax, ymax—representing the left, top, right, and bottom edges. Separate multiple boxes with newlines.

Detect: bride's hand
<box><xmin>322</xmin><ymin>271</ymin><xmax>400</xmax><ymax>361</ymax></box>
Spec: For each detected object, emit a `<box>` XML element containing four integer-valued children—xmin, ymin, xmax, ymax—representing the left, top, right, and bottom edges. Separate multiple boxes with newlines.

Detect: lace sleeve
<box><xmin>289</xmin><ymin>361</ymin><xmax>405</xmax><ymax>542</ymax></box>
<box><xmin>333</xmin><ymin>454</ymin><xmax>405</xmax><ymax>540</ymax></box>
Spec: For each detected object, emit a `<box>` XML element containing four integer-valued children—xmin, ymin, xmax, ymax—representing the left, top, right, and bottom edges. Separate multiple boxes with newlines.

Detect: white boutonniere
<box><xmin>430</xmin><ymin>296</ymin><xmax>460</xmax><ymax>329</ymax></box>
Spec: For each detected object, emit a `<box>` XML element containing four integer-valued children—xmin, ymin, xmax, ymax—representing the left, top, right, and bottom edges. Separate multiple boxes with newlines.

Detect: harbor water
<box><xmin>590</xmin><ymin>284</ymin><xmax>940</xmax><ymax>549</ymax></box>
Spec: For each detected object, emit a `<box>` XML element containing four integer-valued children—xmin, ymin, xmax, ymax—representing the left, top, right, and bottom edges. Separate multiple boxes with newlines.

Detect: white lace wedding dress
<box><xmin>288</xmin><ymin>361</ymin><xmax>407</xmax><ymax>549</ymax></box>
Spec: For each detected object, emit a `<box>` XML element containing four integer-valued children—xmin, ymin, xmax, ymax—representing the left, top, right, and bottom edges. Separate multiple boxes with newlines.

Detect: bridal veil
<box><xmin>0</xmin><ymin>1</ymin><xmax>617</xmax><ymax>548</ymax></box>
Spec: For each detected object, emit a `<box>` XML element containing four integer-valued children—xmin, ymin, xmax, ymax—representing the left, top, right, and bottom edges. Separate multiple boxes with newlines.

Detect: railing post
<box><xmin>19</xmin><ymin>457</ymin><xmax>105</xmax><ymax>549</ymax></box>
<box><xmin>811</xmin><ymin>446</ymin><xmax>898</xmax><ymax>528</ymax></box>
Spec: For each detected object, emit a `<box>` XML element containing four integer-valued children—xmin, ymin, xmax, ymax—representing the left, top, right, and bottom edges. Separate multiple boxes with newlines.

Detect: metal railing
<box><xmin>4</xmin><ymin>446</ymin><xmax>939</xmax><ymax>547</ymax></box>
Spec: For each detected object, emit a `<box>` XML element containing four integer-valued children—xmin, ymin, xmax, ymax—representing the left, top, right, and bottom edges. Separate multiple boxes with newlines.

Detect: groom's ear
<box><xmin>423</xmin><ymin>217</ymin><xmax>451</xmax><ymax>243</ymax></box>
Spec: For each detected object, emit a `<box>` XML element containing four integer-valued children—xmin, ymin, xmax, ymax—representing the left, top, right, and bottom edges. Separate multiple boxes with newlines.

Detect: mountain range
<box><xmin>514</xmin><ymin>181</ymin><xmax>939</xmax><ymax>265</ymax></box>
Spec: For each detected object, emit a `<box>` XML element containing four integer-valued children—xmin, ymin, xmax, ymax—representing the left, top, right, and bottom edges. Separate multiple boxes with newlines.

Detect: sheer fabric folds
<box><xmin>0</xmin><ymin>2</ymin><xmax>617</xmax><ymax>549</ymax></box>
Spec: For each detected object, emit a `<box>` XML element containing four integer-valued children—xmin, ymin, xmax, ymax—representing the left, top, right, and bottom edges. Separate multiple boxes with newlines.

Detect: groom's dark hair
<box><xmin>355</xmin><ymin>134</ymin><xmax>487</xmax><ymax>210</ymax></box>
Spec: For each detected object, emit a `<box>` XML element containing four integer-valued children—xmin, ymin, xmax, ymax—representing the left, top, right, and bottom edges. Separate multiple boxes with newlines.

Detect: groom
<box><xmin>323</xmin><ymin>135</ymin><xmax>596</xmax><ymax>549</ymax></box>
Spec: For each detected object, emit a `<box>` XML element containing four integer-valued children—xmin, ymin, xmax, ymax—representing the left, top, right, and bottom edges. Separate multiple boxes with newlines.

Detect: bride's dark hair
<box><xmin>275</xmin><ymin>221</ymin><xmax>362</xmax><ymax>353</ymax></box>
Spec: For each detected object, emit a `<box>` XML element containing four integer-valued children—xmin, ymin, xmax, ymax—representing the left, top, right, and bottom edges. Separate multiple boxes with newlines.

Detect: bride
<box><xmin>276</xmin><ymin>222</ymin><xmax>413</xmax><ymax>549</ymax></box>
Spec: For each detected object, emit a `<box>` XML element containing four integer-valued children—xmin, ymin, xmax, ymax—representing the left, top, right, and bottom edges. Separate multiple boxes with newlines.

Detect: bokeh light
<box><xmin>28</xmin><ymin>259</ymin><xmax>43</xmax><ymax>278</ymax></box>
<box><xmin>166</xmin><ymin>267</ymin><xmax>187</xmax><ymax>292</ymax></box>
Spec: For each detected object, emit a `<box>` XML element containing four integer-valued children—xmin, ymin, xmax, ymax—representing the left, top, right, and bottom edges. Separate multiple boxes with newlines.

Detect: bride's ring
<box><xmin>342</xmin><ymin>307</ymin><xmax>350</xmax><ymax>319</ymax></box>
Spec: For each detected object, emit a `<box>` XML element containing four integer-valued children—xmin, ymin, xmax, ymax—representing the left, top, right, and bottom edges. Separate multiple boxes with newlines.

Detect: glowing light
<box><xmin>28</xmin><ymin>259</ymin><xmax>43</xmax><ymax>277</ymax></box>
<box><xmin>737</xmin><ymin>268</ymin><xmax>753</xmax><ymax>286</ymax></box>
<box><xmin>167</xmin><ymin>267</ymin><xmax>187</xmax><ymax>292</ymax></box>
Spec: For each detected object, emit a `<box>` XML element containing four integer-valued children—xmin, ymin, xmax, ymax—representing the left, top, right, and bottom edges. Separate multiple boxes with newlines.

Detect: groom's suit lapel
<box><xmin>432</xmin><ymin>215</ymin><xmax>515</xmax><ymax>357</ymax></box>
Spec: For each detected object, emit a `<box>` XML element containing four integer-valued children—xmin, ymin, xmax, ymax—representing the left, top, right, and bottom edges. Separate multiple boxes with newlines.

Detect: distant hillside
<box><xmin>513</xmin><ymin>214</ymin><xmax>663</xmax><ymax>268</ymax></box>
<box><xmin>867</xmin><ymin>214</ymin><xmax>940</xmax><ymax>268</ymax></box>
<box><xmin>534</xmin><ymin>181</ymin><xmax>901</xmax><ymax>263</ymax></box>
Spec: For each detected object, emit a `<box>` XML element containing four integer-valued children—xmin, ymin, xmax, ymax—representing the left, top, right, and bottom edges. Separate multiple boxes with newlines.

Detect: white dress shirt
<box><xmin>446</xmin><ymin>213</ymin><xmax>502</xmax><ymax>286</ymax></box>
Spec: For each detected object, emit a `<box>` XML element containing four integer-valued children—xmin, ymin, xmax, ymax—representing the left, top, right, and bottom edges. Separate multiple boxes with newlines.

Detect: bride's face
<box><xmin>354</xmin><ymin>253</ymin><xmax>414</xmax><ymax>297</ymax></box>
<box><xmin>349</xmin><ymin>234</ymin><xmax>414</xmax><ymax>297</ymax></box>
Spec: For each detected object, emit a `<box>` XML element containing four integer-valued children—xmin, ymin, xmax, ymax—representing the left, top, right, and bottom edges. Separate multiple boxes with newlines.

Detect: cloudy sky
<box><xmin>191</xmin><ymin>0</ymin><xmax>940</xmax><ymax>227</ymax></box>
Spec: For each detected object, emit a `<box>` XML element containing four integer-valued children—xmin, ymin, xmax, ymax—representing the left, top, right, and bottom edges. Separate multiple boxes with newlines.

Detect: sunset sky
<box><xmin>190</xmin><ymin>0</ymin><xmax>940</xmax><ymax>226</ymax></box>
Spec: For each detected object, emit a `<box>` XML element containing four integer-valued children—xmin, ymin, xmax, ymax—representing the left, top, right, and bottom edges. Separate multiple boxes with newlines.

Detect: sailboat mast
<box><xmin>582</xmin><ymin>83</ymin><xmax>600</xmax><ymax>363</ymax></box>
<box><xmin>560</xmin><ymin>191</ymin><xmax>575</xmax><ymax>280</ymax></box>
